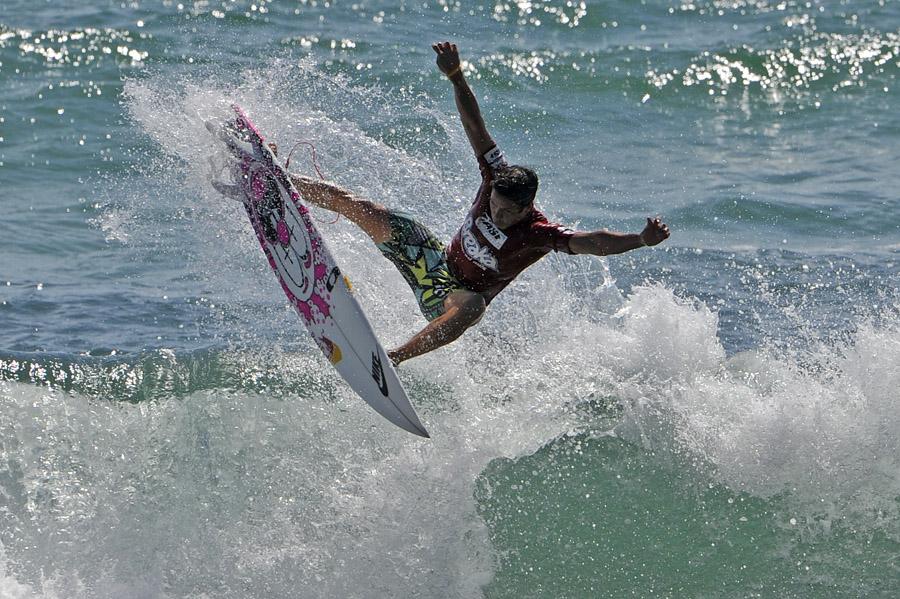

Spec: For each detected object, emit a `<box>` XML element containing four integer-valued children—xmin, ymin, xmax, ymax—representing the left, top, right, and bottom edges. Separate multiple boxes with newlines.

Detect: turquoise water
<box><xmin>1</xmin><ymin>1</ymin><xmax>898</xmax><ymax>597</ymax></box>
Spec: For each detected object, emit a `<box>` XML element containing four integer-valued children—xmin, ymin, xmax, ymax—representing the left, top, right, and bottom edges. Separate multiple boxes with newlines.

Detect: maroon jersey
<box><xmin>446</xmin><ymin>146</ymin><xmax>575</xmax><ymax>300</ymax></box>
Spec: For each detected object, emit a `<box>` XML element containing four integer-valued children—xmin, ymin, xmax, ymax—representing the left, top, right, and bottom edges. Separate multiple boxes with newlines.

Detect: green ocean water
<box><xmin>1</xmin><ymin>1</ymin><xmax>899</xmax><ymax>597</ymax></box>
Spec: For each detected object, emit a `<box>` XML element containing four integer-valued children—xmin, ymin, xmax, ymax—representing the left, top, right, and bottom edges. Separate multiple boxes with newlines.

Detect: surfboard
<box><xmin>207</xmin><ymin>104</ymin><xmax>429</xmax><ymax>438</ymax></box>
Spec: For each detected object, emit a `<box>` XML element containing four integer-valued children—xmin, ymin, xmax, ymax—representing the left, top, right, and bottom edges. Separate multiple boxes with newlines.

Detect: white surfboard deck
<box><xmin>207</xmin><ymin>104</ymin><xmax>429</xmax><ymax>438</ymax></box>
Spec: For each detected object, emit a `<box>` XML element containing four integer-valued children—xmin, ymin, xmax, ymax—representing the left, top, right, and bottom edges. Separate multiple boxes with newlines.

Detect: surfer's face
<box><xmin>489</xmin><ymin>190</ymin><xmax>532</xmax><ymax>229</ymax></box>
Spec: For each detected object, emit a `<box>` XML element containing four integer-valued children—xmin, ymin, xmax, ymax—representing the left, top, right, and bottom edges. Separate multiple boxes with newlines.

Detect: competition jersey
<box><xmin>446</xmin><ymin>146</ymin><xmax>575</xmax><ymax>300</ymax></box>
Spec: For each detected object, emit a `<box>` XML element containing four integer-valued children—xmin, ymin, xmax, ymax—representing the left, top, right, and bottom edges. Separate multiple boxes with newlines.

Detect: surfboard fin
<box><xmin>206</xmin><ymin>155</ymin><xmax>248</xmax><ymax>203</ymax></box>
<box><xmin>205</xmin><ymin>118</ymin><xmax>259</xmax><ymax>162</ymax></box>
<box><xmin>210</xmin><ymin>179</ymin><xmax>245</xmax><ymax>201</ymax></box>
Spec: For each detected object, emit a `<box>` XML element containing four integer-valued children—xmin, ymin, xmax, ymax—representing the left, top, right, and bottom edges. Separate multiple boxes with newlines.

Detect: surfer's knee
<box><xmin>447</xmin><ymin>291</ymin><xmax>486</xmax><ymax>327</ymax></box>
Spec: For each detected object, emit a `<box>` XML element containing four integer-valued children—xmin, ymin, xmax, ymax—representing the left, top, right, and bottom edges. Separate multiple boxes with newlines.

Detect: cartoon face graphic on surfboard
<box><xmin>247</xmin><ymin>164</ymin><xmax>316</xmax><ymax>302</ymax></box>
<box><xmin>207</xmin><ymin>104</ymin><xmax>429</xmax><ymax>438</ymax></box>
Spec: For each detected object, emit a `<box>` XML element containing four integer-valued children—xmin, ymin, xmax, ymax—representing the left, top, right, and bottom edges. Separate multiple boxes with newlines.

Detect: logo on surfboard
<box><xmin>371</xmin><ymin>352</ymin><xmax>389</xmax><ymax>397</ymax></box>
<box><xmin>318</xmin><ymin>336</ymin><xmax>343</xmax><ymax>365</ymax></box>
<box><xmin>325</xmin><ymin>266</ymin><xmax>340</xmax><ymax>291</ymax></box>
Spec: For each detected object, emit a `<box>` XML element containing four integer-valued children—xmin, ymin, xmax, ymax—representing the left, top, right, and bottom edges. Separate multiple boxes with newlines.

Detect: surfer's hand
<box><xmin>432</xmin><ymin>41</ymin><xmax>461</xmax><ymax>77</ymax></box>
<box><xmin>387</xmin><ymin>349</ymin><xmax>403</xmax><ymax>367</ymax></box>
<box><xmin>640</xmin><ymin>217</ymin><xmax>670</xmax><ymax>246</ymax></box>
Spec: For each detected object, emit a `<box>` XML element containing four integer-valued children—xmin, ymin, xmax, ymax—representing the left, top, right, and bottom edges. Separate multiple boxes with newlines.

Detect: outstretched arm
<box><xmin>569</xmin><ymin>217</ymin><xmax>670</xmax><ymax>256</ymax></box>
<box><xmin>433</xmin><ymin>41</ymin><xmax>496</xmax><ymax>157</ymax></box>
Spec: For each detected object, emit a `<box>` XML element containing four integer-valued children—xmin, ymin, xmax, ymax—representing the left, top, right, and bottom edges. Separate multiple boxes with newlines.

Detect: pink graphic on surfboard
<box><xmin>209</xmin><ymin>104</ymin><xmax>429</xmax><ymax>438</ymax></box>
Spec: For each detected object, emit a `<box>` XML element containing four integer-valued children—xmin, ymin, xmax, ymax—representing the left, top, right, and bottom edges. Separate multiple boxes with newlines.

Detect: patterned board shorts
<box><xmin>375</xmin><ymin>210</ymin><xmax>464</xmax><ymax>321</ymax></box>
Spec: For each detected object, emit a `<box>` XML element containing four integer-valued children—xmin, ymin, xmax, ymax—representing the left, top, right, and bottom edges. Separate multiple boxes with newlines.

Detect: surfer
<box><xmin>289</xmin><ymin>41</ymin><xmax>670</xmax><ymax>366</ymax></box>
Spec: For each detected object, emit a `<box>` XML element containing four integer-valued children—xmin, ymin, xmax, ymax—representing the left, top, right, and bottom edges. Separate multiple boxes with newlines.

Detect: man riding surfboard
<box><xmin>288</xmin><ymin>41</ymin><xmax>670</xmax><ymax>366</ymax></box>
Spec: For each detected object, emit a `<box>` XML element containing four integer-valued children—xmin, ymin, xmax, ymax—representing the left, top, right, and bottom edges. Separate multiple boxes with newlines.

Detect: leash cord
<box><xmin>285</xmin><ymin>140</ymin><xmax>339</xmax><ymax>225</ymax></box>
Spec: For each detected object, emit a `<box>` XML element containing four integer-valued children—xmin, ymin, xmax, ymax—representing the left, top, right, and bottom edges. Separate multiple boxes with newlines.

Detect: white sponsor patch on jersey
<box><xmin>461</xmin><ymin>216</ymin><xmax>499</xmax><ymax>271</ymax></box>
<box><xmin>475</xmin><ymin>214</ymin><xmax>508</xmax><ymax>249</ymax></box>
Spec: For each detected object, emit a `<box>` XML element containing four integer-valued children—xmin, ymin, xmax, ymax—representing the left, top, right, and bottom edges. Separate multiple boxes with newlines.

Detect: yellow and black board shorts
<box><xmin>375</xmin><ymin>210</ymin><xmax>463</xmax><ymax>321</ymax></box>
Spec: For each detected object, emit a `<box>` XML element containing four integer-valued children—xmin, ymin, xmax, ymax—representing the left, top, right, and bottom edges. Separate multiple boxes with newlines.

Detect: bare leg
<box><xmin>388</xmin><ymin>290</ymin><xmax>486</xmax><ymax>365</ymax></box>
<box><xmin>289</xmin><ymin>169</ymin><xmax>484</xmax><ymax>362</ymax></box>
<box><xmin>289</xmin><ymin>174</ymin><xmax>392</xmax><ymax>244</ymax></box>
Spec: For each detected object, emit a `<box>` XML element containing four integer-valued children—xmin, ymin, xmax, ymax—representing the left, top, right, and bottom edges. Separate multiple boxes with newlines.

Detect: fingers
<box><xmin>644</xmin><ymin>216</ymin><xmax>671</xmax><ymax>243</ymax></box>
<box><xmin>432</xmin><ymin>41</ymin><xmax>458</xmax><ymax>55</ymax></box>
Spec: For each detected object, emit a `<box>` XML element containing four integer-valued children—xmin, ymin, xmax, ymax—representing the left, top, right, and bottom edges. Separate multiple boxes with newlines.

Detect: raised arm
<box><xmin>432</xmin><ymin>41</ymin><xmax>496</xmax><ymax>157</ymax></box>
<box><xmin>569</xmin><ymin>217</ymin><xmax>670</xmax><ymax>255</ymax></box>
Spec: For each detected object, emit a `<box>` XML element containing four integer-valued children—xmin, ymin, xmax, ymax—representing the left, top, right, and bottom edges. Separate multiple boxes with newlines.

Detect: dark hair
<box><xmin>493</xmin><ymin>165</ymin><xmax>538</xmax><ymax>207</ymax></box>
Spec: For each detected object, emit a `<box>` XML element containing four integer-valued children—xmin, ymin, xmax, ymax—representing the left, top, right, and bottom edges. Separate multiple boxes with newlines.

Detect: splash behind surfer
<box><xmin>289</xmin><ymin>41</ymin><xmax>670</xmax><ymax>366</ymax></box>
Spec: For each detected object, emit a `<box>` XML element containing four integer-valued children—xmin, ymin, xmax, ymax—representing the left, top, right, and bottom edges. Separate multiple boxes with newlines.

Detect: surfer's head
<box><xmin>490</xmin><ymin>165</ymin><xmax>538</xmax><ymax>228</ymax></box>
<box><xmin>493</xmin><ymin>165</ymin><xmax>538</xmax><ymax>207</ymax></box>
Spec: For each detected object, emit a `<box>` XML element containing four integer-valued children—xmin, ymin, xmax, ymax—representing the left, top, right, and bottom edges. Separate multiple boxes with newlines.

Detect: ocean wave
<box><xmin>3</xmin><ymin>280</ymin><xmax>898</xmax><ymax>596</ymax></box>
<box><xmin>0</xmin><ymin>347</ymin><xmax>330</xmax><ymax>403</ymax></box>
<box><xmin>601</xmin><ymin>285</ymin><xmax>900</xmax><ymax>540</ymax></box>
<box><xmin>646</xmin><ymin>29</ymin><xmax>899</xmax><ymax>104</ymax></box>
<box><xmin>0</xmin><ymin>24</ymin><xmax>151</xmax><ymax>67</ymax></box>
